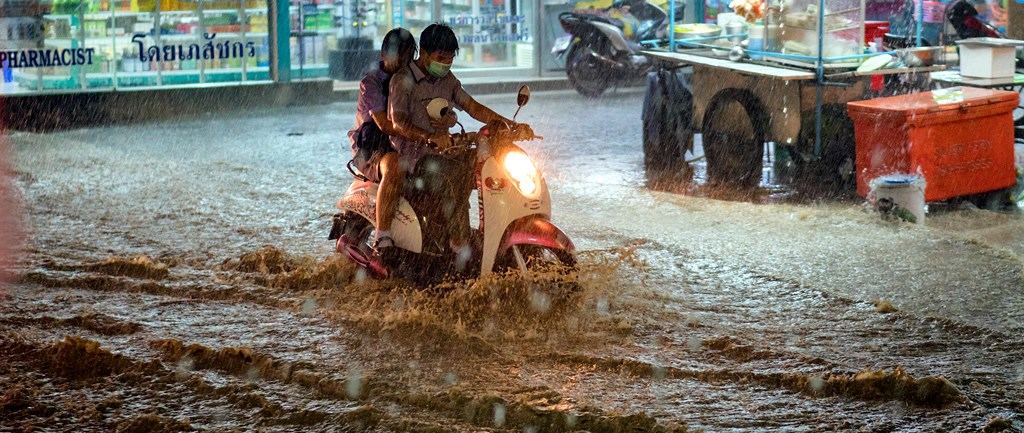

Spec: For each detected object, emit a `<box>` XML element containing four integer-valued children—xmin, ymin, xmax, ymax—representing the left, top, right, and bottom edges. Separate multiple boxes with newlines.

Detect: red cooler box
<box><xmin>847</xmin><ymin>87</ymin><xmax>1019</xmax><ymax>201</ymax></box>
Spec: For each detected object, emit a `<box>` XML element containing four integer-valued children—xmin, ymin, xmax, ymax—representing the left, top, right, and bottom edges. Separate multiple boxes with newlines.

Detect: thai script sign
<box><xmin>446</xmin><ymin>9</ymin><xmax>530</xmax><ymax>44</ymax></box>
<box><xmin>0</xmin><ymin>48</ymin><xmax>95</xmax><ymax>68</ymax></box>
<box><xmin>131</xmin><ymin>33</ymin><xmax>256</xmax><ymax>62</ymax></box>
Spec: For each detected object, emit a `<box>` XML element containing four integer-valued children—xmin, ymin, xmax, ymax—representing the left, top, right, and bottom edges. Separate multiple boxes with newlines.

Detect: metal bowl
<box><xmin>674</xmin><ymin>23</ymin><xmax>722</xmax><ymax>40</ymax></box>
<box><xmin>898</xmin><ymin>46</ymin><xmax>940</xmax><ymax>67</ymax></box>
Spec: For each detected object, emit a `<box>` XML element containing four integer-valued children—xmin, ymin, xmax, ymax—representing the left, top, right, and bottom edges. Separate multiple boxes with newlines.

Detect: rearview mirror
<box><xmin>516</xmin><ymin>85</ymin><xmax>531</xmax><ymax>107</ymax></box>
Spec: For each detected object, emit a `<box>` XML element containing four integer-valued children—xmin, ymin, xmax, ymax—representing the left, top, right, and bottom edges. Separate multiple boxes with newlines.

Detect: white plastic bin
<box><xmin>956</xmin><ymin>37</ymin><xmax>1024</xmax><ymax>78</ymax></box>
<box><xmin>869</xmin><ymin>175</ymin><xmax>927</xmax><ymax>224</ymax></box>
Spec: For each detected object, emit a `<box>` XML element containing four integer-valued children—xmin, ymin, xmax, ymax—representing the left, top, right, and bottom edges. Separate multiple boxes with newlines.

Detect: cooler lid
<box><xmin>847</xmin><ymin>87</ymin><xmax>1019</xmax><ymax>116</ymax></box>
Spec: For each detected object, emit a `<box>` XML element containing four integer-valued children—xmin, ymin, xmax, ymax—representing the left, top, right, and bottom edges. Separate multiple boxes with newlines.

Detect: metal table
<box><xmin>930</xmin><ymin>70</ymin><xmax>1024</xmax><ymax>89</ymax></box>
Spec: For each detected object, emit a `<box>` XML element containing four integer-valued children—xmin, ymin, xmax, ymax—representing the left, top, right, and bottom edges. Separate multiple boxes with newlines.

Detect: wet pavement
<box><xmin>2</xmin><ymin>89</ymin><xmax>1024</xmax><ymax>432</ymax></box>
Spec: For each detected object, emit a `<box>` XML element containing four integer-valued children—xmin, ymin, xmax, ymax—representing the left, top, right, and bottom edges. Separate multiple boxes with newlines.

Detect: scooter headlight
<box><xmin>503</xmin><ymin>151</ymin><xmax>539</xmax><ymax>196</ymax></box>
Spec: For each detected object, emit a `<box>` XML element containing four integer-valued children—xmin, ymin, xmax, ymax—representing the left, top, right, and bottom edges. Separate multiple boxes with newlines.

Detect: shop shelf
<box><xmin>772</xmin><ymin>0</ymin><xmax>865</xmax><ymax>61</ymax></box>
<box><xmin>43</xmin><ymin>7</ymin><xmax>266</xmax><ymax>19</ymax></box>
<box><xmin>202</xmin><ymin>8</ymin><xmax>268</xmax><ymax>13</ymax></box>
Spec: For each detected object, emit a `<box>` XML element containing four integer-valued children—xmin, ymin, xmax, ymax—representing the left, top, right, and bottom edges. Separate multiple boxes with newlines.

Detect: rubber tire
<box><xmin>566</xmin><ymin>43</ymin><xmax>610</xmax><ymax>98</ymax></box>
<box><xmin>793</xmin><ymin>104</ymin><xmax>857</xmax><ymax>196</ymax></box>
<box><xmin>701</xmin><ymin>89</ymin><xmax>767</xmax><ymax>189</ymax></box>
<box><xmin>643</xmin><ymin>70</ymin><xmax>694</xmax><ymax>189</ymax></box>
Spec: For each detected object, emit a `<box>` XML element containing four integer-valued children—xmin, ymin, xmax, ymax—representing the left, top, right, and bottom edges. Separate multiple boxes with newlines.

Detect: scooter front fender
<box><xmin>498</xmin><ymin>217</ymin><xmax>575</xmax><ymax>257</ymax></box>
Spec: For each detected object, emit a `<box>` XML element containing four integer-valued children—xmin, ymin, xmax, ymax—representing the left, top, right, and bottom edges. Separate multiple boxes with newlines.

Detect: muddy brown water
<box><xmin>3</xmin><ymin>92</ymin><xmax>1024</xmax><ymax>432</ymax></box>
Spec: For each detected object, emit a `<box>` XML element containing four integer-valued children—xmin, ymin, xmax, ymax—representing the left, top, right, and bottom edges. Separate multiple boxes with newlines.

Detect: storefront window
<box><xmin>0</xmin><ymin>0</ymin><xmax>270</xmax><ymax>95</ymax></box>
<box><xmin>291</xmin><ymin>0</ymin><xmax>438</xmax><ymax>81</ymax></box>
<box><xmin>443</xmin><ymin>0</ymin><xmax>533</xmax><ymax>71</ymax></box>
<box><xmin>3</xmin><ymin>0</ymin><xmax>542</xmax><ymax>93</ymax></box>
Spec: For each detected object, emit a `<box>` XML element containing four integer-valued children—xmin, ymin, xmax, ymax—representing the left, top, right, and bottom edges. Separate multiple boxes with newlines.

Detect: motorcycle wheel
<box><xmin>566</xmin><ymin>43</ymin><xmax>610</xmax><ymax>98</ymax></box>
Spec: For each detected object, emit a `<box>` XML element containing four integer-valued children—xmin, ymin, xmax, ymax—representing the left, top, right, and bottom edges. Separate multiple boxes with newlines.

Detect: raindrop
<box><xmin>596</xmin><ymin>296</ymin><xmax>609</xmax><ymax>316</ymax></box>
<box><xmin>455</xmin><ymin>244</ymin><xmax>472</xmax><ymax>272</ymax></box>
<box><xmin>176</xmin><ymin>356</ymin><xmax>194</xmax><ymax>373</ymax></box>
<box><xmin>523</xmin><ymin>426</ymin><xmax>538</xmax><ymax>433</ymax></box>
<box><xmin>564</xmin><ymin>413</ymin><xmax>578</xmax><ymax>428</ymax></box>
<box><xmin>482</xmin><ymin>319</ymin><xmax>497</xmax><ymax>336</ymax></box>
<box><xmin>652</xmin><ymin>365</ymin><xmax>667</xmax><ymax>380</ymax></box>
<box><xmin>529</xmin><ymin>288</ymin><xmax>551</xmax><ymax>313</ymax></box>
<box><xmin>686</xmin><ymin>336</ymin><xmax>701</xmax><ymax>351</ymax></box>
<box><xmin>346</xmin><ymin>369</ymin><xmax>364</xmax><ymax>399</ymax></box>
<box><xmin>808</xmin><ymin>375</ymin><xmax>825</xmax><ymax>394</ymax></box>
<box><xmin>493</xmin><ymin>403</ymin><xmax>506</xmax><ymax>427</ymax></box>
<box><xmin>444</xmin><ymin>372</ymin><xmax>457</xmax><ymax>385</ymax></box>
<box><xmin>391</xmin><ymin>295</ymin><xmax>406</xmax><ymax>310</ymax></box>
<box><xmin>415</xmin><ymin>177</ymin><xmax>425</xmax><ymax>190</ymax></box>
<box><xmin>355</xmin><ymin>267</ymin><xmax>368</xmax><ymax>283</ymax></box>
<box><xmin>301</xmin><ymin>298</ymin><xmax>317</xmax><ymax>316</ymax></box>
<box><xmin>785</xmin><ymin>335</ymin><xmax>799</xmax><ymax>349</ymax></box>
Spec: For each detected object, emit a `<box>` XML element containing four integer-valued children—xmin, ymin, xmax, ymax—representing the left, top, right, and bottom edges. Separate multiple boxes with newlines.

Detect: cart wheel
<box><xmin>701</xmin><ymin>89</ymin><xmax>767</xmax><ymax>189</ymax></box>
<box><xmin>794</xmin><ymin>104</ymin><xmax>856</xmax><ymax>196</ymax></box>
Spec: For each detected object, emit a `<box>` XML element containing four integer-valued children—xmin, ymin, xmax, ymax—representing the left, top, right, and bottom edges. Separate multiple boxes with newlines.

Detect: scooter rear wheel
<box><xmin>566</xmin><ymin>44</ymin><xmax>610</xmax><ymax>98</ymax></box>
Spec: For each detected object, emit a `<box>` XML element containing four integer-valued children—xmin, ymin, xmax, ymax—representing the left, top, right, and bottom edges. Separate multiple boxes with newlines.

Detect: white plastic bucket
<box><xmin>870</xmin><ymin>174</ymin><xmax>927</xmax><ymax>224</ymax></box>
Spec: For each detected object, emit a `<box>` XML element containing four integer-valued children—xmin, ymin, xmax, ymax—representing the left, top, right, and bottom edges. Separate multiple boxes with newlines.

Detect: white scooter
<box><xmin>330</xmin><ymin>85</ymin><xmax>576</xmax><ymax>282</ymax></box>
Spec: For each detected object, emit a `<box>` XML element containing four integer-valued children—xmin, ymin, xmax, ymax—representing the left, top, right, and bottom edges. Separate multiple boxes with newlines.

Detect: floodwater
<box><xmin>2</xmin><ymin>89</ymin><xmax>1024</xmax><ymax>432</ymax></box>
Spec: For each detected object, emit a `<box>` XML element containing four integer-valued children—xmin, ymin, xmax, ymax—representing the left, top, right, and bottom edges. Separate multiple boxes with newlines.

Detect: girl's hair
<box><xmin>382</xmin><ymin>28</ymin><xmax>417</xmax><ymax>58</ymax></box>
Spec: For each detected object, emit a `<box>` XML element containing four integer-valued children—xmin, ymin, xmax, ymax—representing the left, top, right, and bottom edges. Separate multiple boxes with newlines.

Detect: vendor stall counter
<box><xmin>641</xmin><ymin>48</ymin><xmax>942</xmax><ymax>190</ymax></box>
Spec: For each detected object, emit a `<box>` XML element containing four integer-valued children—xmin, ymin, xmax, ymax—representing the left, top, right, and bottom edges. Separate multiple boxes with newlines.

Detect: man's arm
<box><xmin>372</xmin><ymin>110</ymin><xmax>449</xmax><ymax>137</ymax></box>
<box><xmin>456</xmin><ymin>88</ymin><xmax>511</xmax><ymax>125</ymax></box>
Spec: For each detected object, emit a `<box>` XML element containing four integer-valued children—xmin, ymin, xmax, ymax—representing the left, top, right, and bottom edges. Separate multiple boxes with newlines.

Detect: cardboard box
<box><xmin>956</xmin><ymin>37</ymin><xmax>1024</xmax><ymax>78</ymax></box>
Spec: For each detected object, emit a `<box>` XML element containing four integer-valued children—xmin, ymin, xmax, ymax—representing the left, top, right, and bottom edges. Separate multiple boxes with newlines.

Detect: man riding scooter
<box><xmin>386</xmin><ymin>23</ymin><xmax>520</xmax><ymax>267</ymax></box>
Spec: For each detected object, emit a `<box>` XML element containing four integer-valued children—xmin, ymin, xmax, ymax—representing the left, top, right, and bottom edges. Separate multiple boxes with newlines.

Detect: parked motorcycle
<box><xmin>331</xmin><ymin>86</ymin><xmax>576</xmax><ymax>282</ymax></box>
<box><xmin>554</xmin><ymin>0</ymin><xmax>683</xmax><ymax>97</ymax></box>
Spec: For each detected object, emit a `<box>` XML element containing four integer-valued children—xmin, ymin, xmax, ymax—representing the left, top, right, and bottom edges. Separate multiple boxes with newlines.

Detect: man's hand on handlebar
<box><xmin>427</xmin><ymin>131</ymin><xmax>453</xmax><ymax>151</ymax></box>
<box><xmin>513</xmin><ymin>122</ymin><xmax>536</xmax><ymax>140</ymax></box>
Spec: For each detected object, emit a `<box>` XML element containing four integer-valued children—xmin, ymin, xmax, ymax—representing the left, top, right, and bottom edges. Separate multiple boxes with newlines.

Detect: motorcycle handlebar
<box><xmin>436</xmin><ymin>123</ymin><xmax>540</xmax><ymax>156</ymax></box>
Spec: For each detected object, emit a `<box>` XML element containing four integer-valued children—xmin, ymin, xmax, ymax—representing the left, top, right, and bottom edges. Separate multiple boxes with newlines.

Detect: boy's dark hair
<box><xmin>382</xmin><ymin>27</ymin><xmax>416</xmax><ymax>58</ymax></box>
<box><xmin>419</xmin><ymin>23</ymin><xmax>459</xmax><ymax>54</ymax></box>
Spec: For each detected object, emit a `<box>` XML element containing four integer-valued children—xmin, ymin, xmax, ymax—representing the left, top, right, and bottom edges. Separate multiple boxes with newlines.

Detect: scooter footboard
<box><xmin>498</xmin><ymin>216</ymin><xmax>575</xmax><ymax>256</ymax></box>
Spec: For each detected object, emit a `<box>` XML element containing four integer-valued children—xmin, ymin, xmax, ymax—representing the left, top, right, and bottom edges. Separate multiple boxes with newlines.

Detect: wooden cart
<box><xmin>641</xmin><ymin>49</ymin><xmax>942</xmax><ymax>191</ymax></box>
